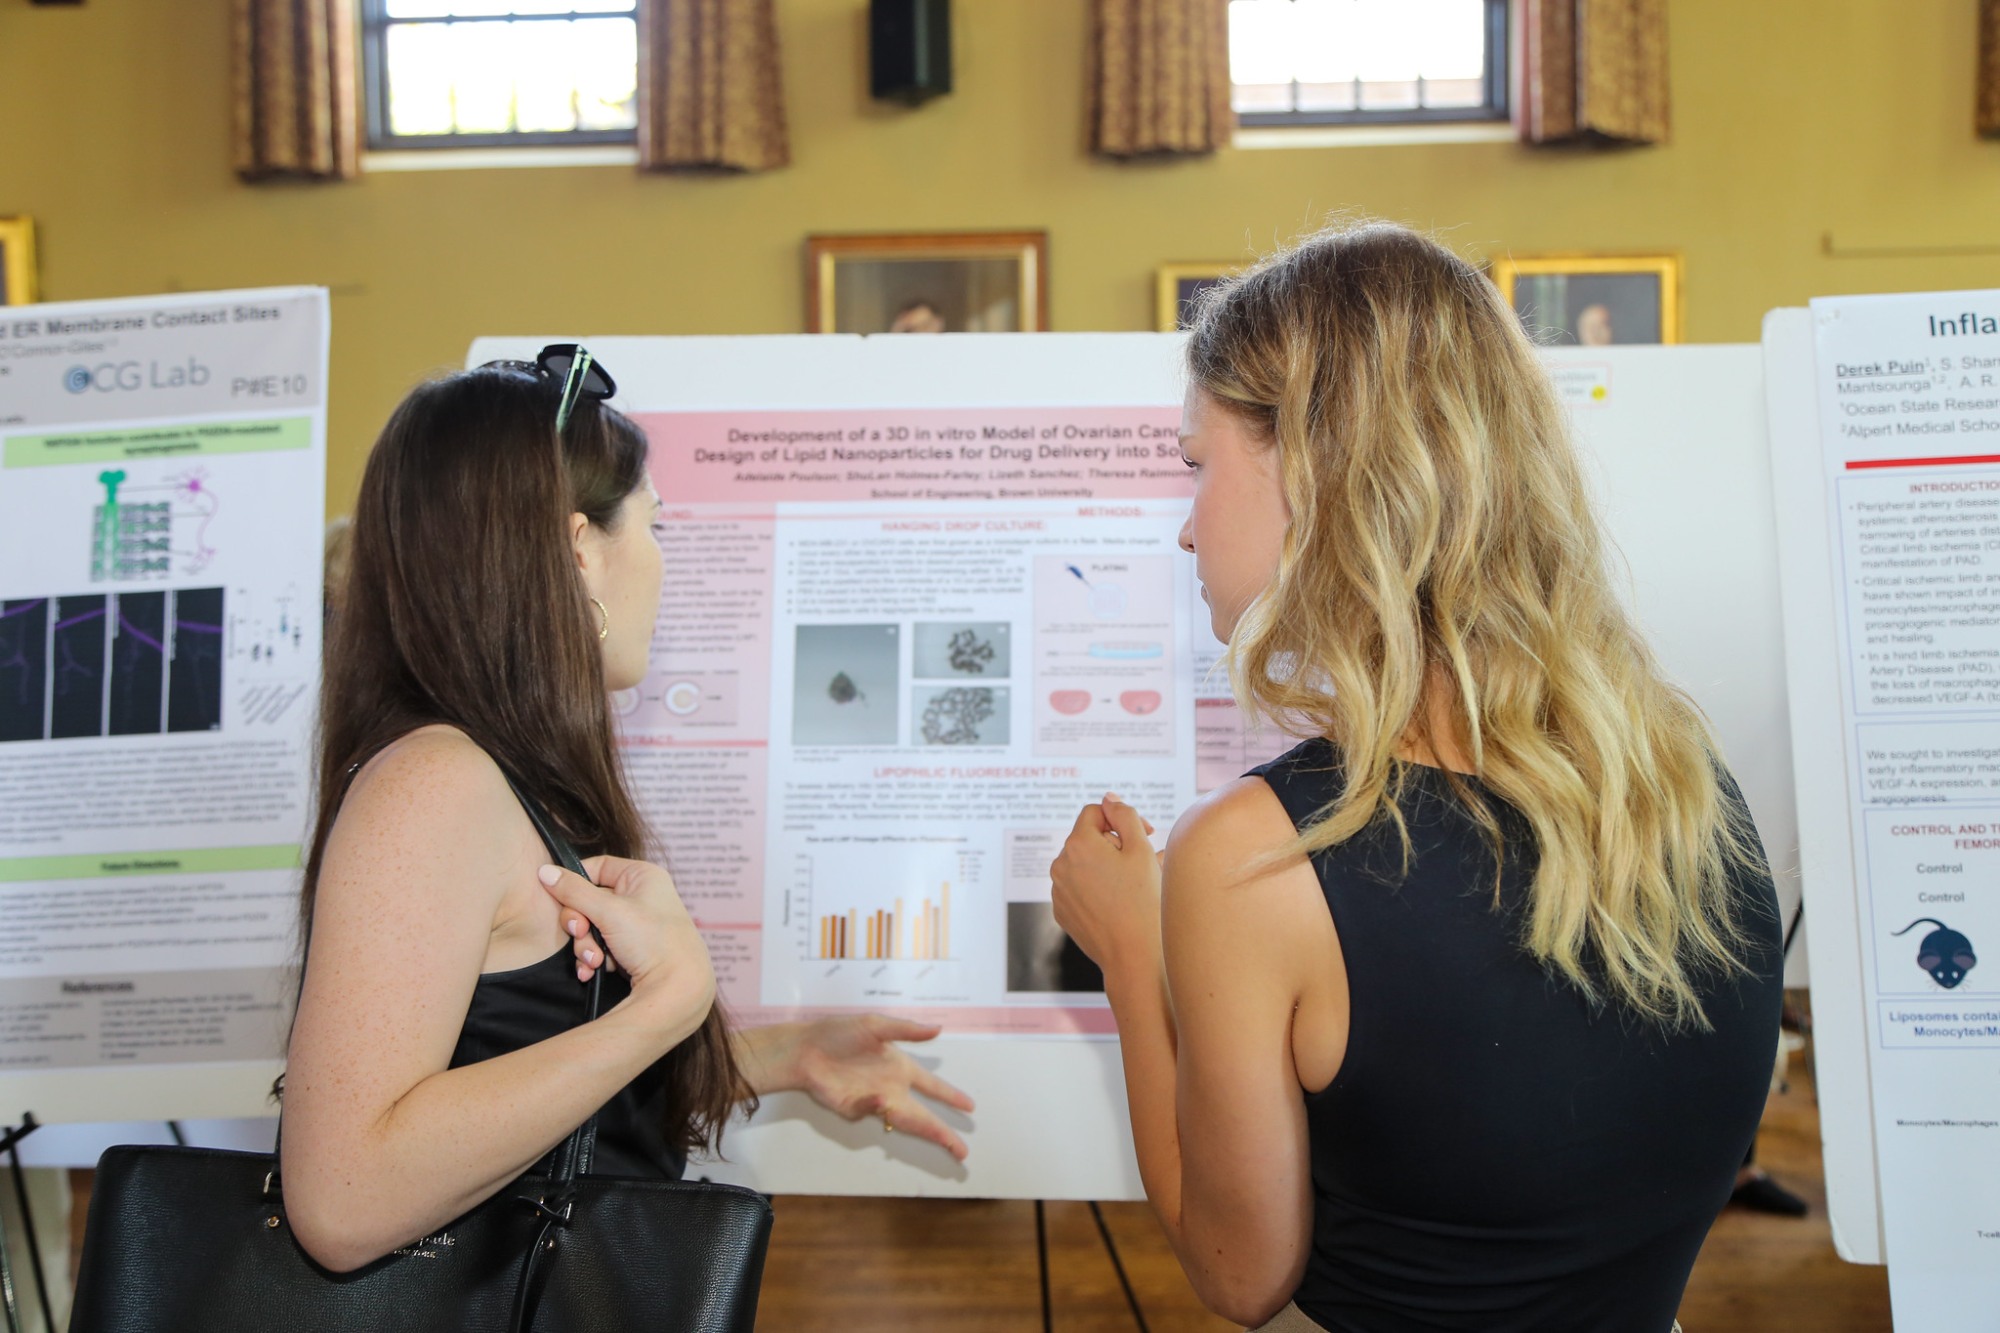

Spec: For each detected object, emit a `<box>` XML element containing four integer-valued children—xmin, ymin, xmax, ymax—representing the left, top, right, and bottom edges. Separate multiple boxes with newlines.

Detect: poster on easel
<box><xmin>467</xmin><ymin>334</ymin><xmax>1803</xmax><ymax>1201</ymax></box>
<box><xmin>0</xmin><ymin>288</ymin><xmax>327</xmax><ymax>1125</ymax></box>
<box><xmin>468</xmin><ymin>333</ymin><xmax>1290</xmax><ymax>1199</ymax></box>
<box><xmin>1772</xmin><ymin>289</ymin><xmax>2000</xmax><ymax>1321</ymax></box>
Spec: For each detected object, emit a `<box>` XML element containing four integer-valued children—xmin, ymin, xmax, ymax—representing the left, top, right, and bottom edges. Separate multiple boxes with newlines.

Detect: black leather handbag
<box><xmin>69</xmin><ymin>786</ymin><xmax>773</xmax><ymax>1333</ymax></box>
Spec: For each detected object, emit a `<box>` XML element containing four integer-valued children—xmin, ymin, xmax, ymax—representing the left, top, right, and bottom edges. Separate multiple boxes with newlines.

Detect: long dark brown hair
<box><xmin>301</xmin><ymin>364</ymin><xmax>746</xmax><ymax>1152</ymax></box>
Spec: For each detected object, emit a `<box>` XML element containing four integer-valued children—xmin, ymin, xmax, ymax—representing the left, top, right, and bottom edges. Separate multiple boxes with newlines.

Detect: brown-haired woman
<box><xmin>1051</xmin><ymin>224</ymin><xmax>1782</xmax><ymax>1331</ymax></box>
<box><xmin>282</xmin><ymin>354</ymin><xmax>971</xmax><ymax>1273</ymax></box>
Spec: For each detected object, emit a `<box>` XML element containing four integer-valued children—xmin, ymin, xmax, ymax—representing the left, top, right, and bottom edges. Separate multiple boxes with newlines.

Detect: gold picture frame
<box><xmin>806</xmin><ymin>231</ymin><xmax>1048</xmax><ymax>334</ymax></box>
<box><xmin>1488</xmin><ymin>253</ymin><xmax>1683</xmax><ymax>346</ymax></box>
<box><xmin>1155</xmin><ymin>264</ymin><xmax>1245</xmax><ymax>332</ymax></box>
<box><xmin>0</xmin><ymin>217</ymin><xmax>38</xmax><ymax>307</ymax></box>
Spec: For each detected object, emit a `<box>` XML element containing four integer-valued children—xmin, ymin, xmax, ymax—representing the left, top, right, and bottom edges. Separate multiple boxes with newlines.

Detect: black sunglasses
<box><xmin>481</xmin><ymin>343</ymin><xmax>618</xmax><ymax>435</ymax></box>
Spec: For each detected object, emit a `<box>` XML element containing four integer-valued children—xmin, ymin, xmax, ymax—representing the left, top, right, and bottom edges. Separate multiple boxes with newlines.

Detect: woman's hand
<box><xmin>779</xmin><ymin>1016</ymin><xmax>976</xmax><ymax>1162</ymax></box>
<box><xmin>1050</xmin><ymin>793</ymin><xmax>1164</xmax><ymax>981</ymax></box>
<box><xmin>538</xmin><ymin>855</ymin><xmax>716</xmax><ymax>1039</ymax></box>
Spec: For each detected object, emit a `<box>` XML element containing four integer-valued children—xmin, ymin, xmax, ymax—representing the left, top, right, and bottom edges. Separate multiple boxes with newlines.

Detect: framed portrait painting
<box><xmin>1489</xmin><ymin>253</ymin><xmax>1682</xmax><ymax>346</ymax></box>
<box><xmin>1155</xmin><ymin>264</ymin><xmax>1243</xmax><ymax>332</ymax></box>
<box><xmin>806</xmin><ymin>232</ymin><xmax>1048</xmax><ymax>334</ymax></box>
<box><xmin>0</xmin><ymin>218</ymin><xmax>38</xmax><ymax>307</ymax></box>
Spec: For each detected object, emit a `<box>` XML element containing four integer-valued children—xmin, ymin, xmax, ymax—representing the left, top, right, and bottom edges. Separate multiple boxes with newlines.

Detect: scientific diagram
<box><xmin>89</xmin><ymin>467</ymin><xmax>221</xmax><ymax>583</ymax></box>
<box><xmin>0</xmin><ymin>588</ymin><xmax>225</xmax><ymax>741</ymax></box>
<box><xmin>228</xmin><ymin>584</ymin><xmax>306</xmax><ymax>665</ymax></box>
<box><xmin>1031</xmin><ymin>555</ymin><xmax>1176</xmax><ymax>756</ymax></box>
<box><xmin>602</xmin><ymin>672</ymin><xmax>741</xmax><ymax>733</ymax></box>
<box><xmin>775</xmin><ymin>839</ymin><xmax>988</xmax><ymax>1007</ymax></box>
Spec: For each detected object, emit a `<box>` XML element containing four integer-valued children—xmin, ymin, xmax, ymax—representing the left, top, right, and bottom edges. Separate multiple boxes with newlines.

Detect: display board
<box><xmin>0</xmin><ymin>288</ymin><xmax>325</xmax><ymax>1128</ymax></box>
<box><xmin>1765</xmin><ymin>295</ymin><xmax>2000</xmax><ymax>1313</ymax></box>
<box><xmin>465</xmin><ymin>334</ymin><xmax>1800</xmax><ymax>1200</ymax></box>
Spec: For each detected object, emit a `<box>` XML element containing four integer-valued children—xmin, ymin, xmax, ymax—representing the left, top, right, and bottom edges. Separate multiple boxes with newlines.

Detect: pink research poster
<box><xmin>462</xmin><ymin>333</ymin><xmax>1288</xmax><ymax>1200</ymax></box>
<box><xmin>627</xmin><ymin>403</ymin><xmax>1288</xmax><ymax>1038</ymax></box>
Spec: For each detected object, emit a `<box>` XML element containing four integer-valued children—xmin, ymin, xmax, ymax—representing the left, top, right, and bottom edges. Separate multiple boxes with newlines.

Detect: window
<box><xmin>361</xmin><ymin>1</ymin><xmax>640</xmax><ymax>150</ymax></box>
<box><xmin>1228</xmin><ymin>0</ymin><xmax>1508</xmax><ymax>127</ymax></box>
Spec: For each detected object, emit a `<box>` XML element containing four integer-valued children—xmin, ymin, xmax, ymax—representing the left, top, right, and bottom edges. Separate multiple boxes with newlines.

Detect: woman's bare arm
<box><xmin>280</xmin><ymin>729</ymin><xmax>713</xmax><ymax>1272</ymax></box>
<box><xmin>1062</xmin><ymin>780</ymin><xmax>1339</xmax><ymax>1326</ymax></box>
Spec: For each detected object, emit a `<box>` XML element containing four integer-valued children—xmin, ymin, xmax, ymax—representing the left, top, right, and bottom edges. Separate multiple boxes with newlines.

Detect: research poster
<box><xmin>0</xmin><ymin>288</ymin><xmax>325</xmax><ymax>1115</ymax></box>
<box><xmin>466</xmin><ymin>339</ymin><xmax>1295</xmax><ymax>1044</ymax></box>
<box><xmin>464</xmin><ymin>334</ymin><xmax>1310</xmax><ymax>1196</ymax></box>
<box><xmin>627</xmin><ymin>401</ymin><xmax>1278</xmax><ymax>1035</ymax></box>
<box><xmin>1806</xmin><ymin>290</ymin><xmax>2000</xmax><ymax>1321</ymax></box>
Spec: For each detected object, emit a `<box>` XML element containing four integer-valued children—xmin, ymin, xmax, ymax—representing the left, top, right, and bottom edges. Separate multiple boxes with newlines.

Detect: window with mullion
<box><xmin>361</xmin><ymin>0</ymin><xmax>641</xmax><ymax>150</ymax></box>
<box><xmin>1229</xmin><ymin>0</ymin><xmax>1509</xmax><ymax>128</ymax></box>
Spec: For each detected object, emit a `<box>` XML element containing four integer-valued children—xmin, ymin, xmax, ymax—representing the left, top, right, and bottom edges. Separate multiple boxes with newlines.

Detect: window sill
<box><xmin>361</xmin><ymin>145</ymin><xmax>640</xmax><ymax>172</ymax></box>
<box><xmin>1232</xmin><ymin>122</ymin><xmax>1517</xmax><ymax>150</ymax></box>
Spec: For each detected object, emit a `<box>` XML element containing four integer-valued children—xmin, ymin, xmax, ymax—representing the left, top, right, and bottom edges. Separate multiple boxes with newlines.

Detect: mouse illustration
<box><xmin>1891</xmin><ymin>918</ymin><xmax>1977</xmax><ymax>989</ymax></box>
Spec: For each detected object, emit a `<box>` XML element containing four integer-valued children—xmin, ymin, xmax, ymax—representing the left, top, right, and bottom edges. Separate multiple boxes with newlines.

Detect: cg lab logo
<box><xmin>63</xmin><ymin>362</ymin><xmax>143</xmax><ymax>394</ymax></box>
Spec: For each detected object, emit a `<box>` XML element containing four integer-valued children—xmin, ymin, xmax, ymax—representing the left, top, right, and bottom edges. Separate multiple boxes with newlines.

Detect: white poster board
<box><xmin>0</xmin><ymin>288</ymin><xmax>325</xmax><ymax>1129</ymax></box>
<box><xmin>1765</xmin><ymin>295</ymin><xmax>2000</xmax><ymax>1312</ymax></box>
<box><xmin>463</xmin><ymin>334</ymin><xmax>1799</xmax><ymax>1201</ymax></box>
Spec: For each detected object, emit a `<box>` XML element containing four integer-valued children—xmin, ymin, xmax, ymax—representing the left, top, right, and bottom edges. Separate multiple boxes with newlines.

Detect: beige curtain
<box><xmin>637</xmin><ymin>0</ymin><xmax>791</xmax><ymax>172</ymax></box>
<box><xmin>1980</xmin><ymin>0</ymin><xmax>2000</xmax><ymax>138</ymax></box>
<box><xmin>231</xmin><ymin>0</ymin><xmax>359</xmax><ymax>181</ymax></box>
<box><xmin>1090</xmin><ymin>0</ymin><xmax>1234</xmax><ymax>158</ymax></box>
<box><xmin>1519</xmin><ymin>0</ymin><xmax>1669</xmax><ymax>146</ymax></box>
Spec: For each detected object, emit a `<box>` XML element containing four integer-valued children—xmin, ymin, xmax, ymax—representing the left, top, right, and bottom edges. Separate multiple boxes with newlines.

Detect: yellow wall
<box><xmin>4</xmin><ymin>0</ymin><xmax>1998</xmax><ymax>514</ymax></box>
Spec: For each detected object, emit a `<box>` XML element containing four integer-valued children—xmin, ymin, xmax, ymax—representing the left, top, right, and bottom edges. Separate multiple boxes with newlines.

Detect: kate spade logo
<box><xmin>392</xmin><ymin>1232</ymin><xmax>457</xmax><ymax>1260</ymax></box>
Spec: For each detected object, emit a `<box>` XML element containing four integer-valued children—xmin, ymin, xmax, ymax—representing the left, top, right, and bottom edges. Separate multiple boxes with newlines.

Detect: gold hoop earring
<box><xmin>590</xmin><ymin>597</ymin><xmax>609</xmax><ymax>641</ymax></box>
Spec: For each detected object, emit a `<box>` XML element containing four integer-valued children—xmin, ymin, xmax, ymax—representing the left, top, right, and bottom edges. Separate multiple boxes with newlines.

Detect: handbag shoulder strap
<box><xmin>270</xmin><ymin>766</ymin><xmax>610</xmax><ymax>1199</ymax></box>
<box><xmin>499</xmin><ymin>774</ymin><xmax>605</xmax><ymax>1186</ymax></box>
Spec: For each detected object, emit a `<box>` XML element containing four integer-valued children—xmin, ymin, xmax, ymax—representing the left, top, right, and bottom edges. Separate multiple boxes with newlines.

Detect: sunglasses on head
<box><xmin>481</xmin><ymin>343</ymin><xmax>618</xmax><ymax>436</ymax></box>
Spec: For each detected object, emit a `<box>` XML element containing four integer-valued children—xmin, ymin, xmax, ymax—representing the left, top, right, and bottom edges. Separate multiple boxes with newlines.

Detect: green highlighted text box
<box><xmin>0</xmin><ymin>844</ymin><xmax>300</xmax><ymax>883</ymax></box>
<box><xmin>5</xmin><ymin>416</ymin><xmax>312</xmax><ymax>468</ymax></box>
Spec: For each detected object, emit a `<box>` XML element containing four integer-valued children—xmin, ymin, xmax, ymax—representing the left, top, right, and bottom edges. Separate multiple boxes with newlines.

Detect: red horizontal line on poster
<box><xmin>621</xmin><ymin>737</ymin><xmax>768</xmax><ymax>748</ymax></box>
<box><xmin>1846</xmin><ymin>453</ymin><xmax>2000</xmax><ymax>470</ymax></box>
<box><xmin>694</xmin><ymin>922</ymin><xmax>762</xmax><ymax>932</ymax></box>
<box><xmin>662</xmin><ymin>510</ymin><xmax>1169</xmax><ymax>522</ymax></box>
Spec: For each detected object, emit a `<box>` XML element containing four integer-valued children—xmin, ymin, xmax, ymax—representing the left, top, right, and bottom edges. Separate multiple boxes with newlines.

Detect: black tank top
<box><xmin>448</xmin><ymin>942</ymin><xmax>686</xmax><ymax>1182</ymax></box>
<box><xmin>1249</xmin><ymin>740</ymin><xmax>1783</xmax><ymax>1332</ymax></box>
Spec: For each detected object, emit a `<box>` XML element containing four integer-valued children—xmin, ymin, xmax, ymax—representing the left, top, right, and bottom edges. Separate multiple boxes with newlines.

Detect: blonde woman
<box><xmin>1051</xmin><ymin>224</ymin><xmax>1781</xmax><ymax>1332</ymax></box>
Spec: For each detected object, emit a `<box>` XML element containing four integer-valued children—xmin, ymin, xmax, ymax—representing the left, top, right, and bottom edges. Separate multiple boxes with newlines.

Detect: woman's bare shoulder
<box><xmin>1165</xmin><ymin>775</ymin><xmax>1302</xmax><ymax>875</ymax></box>
<box><xmin>324</xmin><ymin>725</ymin><xmax>521</xmax><ymax>898</ymax></box>
<box><xmin>348</xmin><ymin>724</ymin><xmax>506</xmax><ymax>809</ymax></box>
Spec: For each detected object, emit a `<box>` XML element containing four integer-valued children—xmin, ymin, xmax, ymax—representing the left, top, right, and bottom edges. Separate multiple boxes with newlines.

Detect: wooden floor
<box><xmin>62</xmin><ymin>1028</ymin><xmax>1890</xmax><ymax>1332</ymax></box>
<box><xmin>754</xmin><ymin>1033</ymin><xmax>1890</xmax><ymax>1331</ymax></box>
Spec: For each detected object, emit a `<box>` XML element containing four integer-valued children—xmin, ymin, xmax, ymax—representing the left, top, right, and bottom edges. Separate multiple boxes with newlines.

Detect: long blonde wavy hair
<box><xmin>1189</xmin><ymin>222</ymin><xmax>1762</xmax><ymax>1029</ymax></box>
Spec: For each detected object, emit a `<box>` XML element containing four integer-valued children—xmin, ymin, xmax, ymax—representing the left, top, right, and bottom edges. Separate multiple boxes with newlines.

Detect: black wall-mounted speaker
<box><xmin>870</xmin><ymin>0</ymin><xmax>951</xmax><ymax>105</ymax></box>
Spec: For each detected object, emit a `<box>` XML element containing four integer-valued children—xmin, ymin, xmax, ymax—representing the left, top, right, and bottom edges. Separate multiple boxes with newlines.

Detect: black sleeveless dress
<box><xmin>448</xmin><ymin>942</ymin><xmax>686</xmax><ymax>1182</ymax></box>
<box><xmin>1249</xmin><ymin>740</ymin><xmax>1783</xmax><ymax>1333</ymax></box>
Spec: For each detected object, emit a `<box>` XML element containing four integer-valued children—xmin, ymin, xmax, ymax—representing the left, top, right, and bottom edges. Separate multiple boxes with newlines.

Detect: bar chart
<box><xmin>786</xmin><ymin>840</ymin><xmax>985</xmax><ymax>973</ymax></box>
<box><xmin>816</xmin><ymin>879</ymin><xmax>953</xmax><ymax>962</ymax></box>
